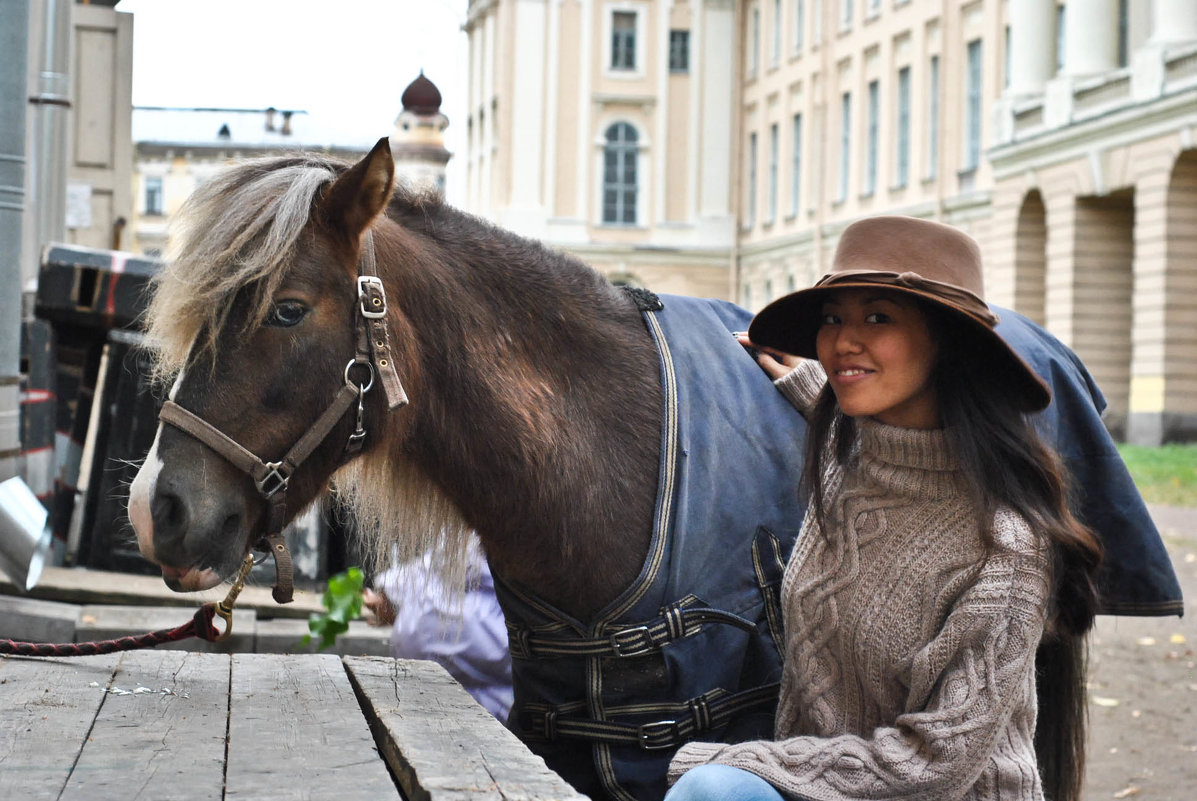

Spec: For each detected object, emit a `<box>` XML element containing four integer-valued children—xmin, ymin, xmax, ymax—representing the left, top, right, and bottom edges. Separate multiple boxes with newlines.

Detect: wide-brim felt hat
<box><xmin>748</xmin><ymin>215</ymin><xmax>1051</xmax><ymax>412</ymax></box>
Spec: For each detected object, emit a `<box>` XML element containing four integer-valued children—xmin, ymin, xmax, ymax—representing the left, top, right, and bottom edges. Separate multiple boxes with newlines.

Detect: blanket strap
<box><xmin>519</xmin><ymin>683</ymin><xmax>780</xmax><ymax>751</ymax></box>
<box><xmin>506</xmin><ymin>597</ymin><xmax>759</xmax><ymax>660</ymax></box>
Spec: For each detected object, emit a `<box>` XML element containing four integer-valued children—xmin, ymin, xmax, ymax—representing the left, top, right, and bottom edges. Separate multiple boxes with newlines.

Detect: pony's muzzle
<box><xmin>143</xmin><ymin>467</ymin><xmax>254</xmax><ymax>590</ymax></box>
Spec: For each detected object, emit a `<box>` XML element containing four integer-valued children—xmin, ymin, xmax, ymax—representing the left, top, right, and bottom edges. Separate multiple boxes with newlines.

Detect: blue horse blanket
<box><xmin>498</xmin><ymin>294</ymin><xmax>1182</xmax><ymax>801</ymax></box>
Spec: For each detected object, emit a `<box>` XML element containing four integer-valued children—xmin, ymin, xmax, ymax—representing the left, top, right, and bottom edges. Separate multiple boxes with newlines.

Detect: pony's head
<box><xmin>128</xmin><ymin>138</ymin><xmax>404</xmax><ymax>591</ymax></box>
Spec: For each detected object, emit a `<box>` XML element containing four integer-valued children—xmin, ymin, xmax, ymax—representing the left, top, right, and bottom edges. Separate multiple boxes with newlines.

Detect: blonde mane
<box><xmin>144</xmin><ymin>154</ymin><xmax>345</xmax><ymax>381</ymax></box>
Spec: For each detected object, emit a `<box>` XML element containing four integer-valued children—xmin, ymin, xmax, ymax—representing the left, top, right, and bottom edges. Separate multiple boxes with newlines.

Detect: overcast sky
<box><xmin>114</xmin><ymin>0</ymin><xmax>470</xmax><ymax>193</ymax></box>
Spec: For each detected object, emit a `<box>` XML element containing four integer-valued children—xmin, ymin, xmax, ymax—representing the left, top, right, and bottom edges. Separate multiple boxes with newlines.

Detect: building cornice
<box><xmin>592</xmin><ymin>93</ymin><xmax>658</xmax><ymax>110</ymax></box>
<box><xmin>558</xmin><ymin>241</ymin><xmax>732</xmax><ymax>267</ymax></box>
<box><xmin>990</xmin><ymin>86</ymin><xmax>1197</xmax><ymax>178</ymax></box>
<box><xmin>463</xmin><ymin>0</ymin><xmax>498</xmax><ymax>32</ymax></box>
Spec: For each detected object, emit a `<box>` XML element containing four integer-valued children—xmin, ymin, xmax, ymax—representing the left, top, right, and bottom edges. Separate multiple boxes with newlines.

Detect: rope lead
<box><xmin>0</xmin><ymin>552</ymin><xmax>259</xmax><ymax>656</ymax></box>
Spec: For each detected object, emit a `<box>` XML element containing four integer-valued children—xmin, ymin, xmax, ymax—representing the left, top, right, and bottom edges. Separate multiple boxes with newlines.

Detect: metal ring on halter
<box><xmin>344</xmin><ymin>359</ymin><xmax>375</xmax><ymax>393</ymax></box>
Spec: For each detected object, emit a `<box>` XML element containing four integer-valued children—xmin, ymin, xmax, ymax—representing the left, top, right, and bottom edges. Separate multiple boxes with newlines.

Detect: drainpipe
<box><xmin>27</xmin><ymin>0</ymin><xmax>72</xmax><ymax>285</ymax></box>
<box><xmin>728</xmin><ymin>0</ymin><xmax>745</xmax><ymax>305</ymax></box>
<box><xmin>0</xmin><ymin>0</ymin><xmax>32</xmax><ymax>481</ymax></box>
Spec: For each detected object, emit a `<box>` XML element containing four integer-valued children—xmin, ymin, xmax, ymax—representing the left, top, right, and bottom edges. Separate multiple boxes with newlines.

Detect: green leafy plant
<box><xmin>301</xmin><ymin>567</ymin><xmax>365</xmax><ymax>651</ymax></box>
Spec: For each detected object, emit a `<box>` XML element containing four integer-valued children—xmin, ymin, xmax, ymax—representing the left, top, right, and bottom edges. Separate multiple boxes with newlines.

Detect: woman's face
<box><xmin>815</xmin><ymin>288</ymin><xmax>940</xmax><ymax>429</ymax></box>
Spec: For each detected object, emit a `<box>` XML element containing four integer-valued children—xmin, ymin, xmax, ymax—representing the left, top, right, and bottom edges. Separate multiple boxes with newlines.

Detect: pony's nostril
<box><xmin>153</xmin><ymin>491</ymin><xmax>188</xmax><ymax>533</ymax></box>
<box><xmin>220</xmin><ymin>513</ymin><xmax>241</xmax><ymax>541</ymax></box>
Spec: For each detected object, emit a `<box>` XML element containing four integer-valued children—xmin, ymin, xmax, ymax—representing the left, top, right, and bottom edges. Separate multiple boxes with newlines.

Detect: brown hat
<box><xmin>748</xmin><ymin>215</ymin><xmax>1051</xmax><ymax>412</ymax></box>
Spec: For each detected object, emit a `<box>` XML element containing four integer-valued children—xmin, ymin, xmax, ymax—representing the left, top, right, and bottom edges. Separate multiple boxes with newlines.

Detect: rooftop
<box><xmin>132</xmin><ymin>106</ymin><xmax>380</xmax><ymax>151</ymax></box>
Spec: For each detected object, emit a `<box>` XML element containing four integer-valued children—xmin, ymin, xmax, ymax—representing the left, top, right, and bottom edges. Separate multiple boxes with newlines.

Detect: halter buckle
<box><xmin>256</xmin><ymin>463</ymin><xmax>290</xmax><ymax>498</ymax></box>
<box><xmin>358</xmin><ymin>276</ymin><xmax>387</xmax><ymax>319</ymax></box>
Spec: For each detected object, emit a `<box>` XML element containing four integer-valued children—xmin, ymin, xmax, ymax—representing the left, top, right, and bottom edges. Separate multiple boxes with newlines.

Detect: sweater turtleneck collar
<box><xmin>855</xmin><ymin>418</ymin><xmax>963</xmax><ymax>499</ymax></box>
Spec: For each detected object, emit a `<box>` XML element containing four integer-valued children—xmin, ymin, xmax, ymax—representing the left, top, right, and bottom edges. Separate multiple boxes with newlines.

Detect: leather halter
<box><xmin>156</xmin><ymin>231</ymin><xmax>407</xmax><ymax>603</ymax></box>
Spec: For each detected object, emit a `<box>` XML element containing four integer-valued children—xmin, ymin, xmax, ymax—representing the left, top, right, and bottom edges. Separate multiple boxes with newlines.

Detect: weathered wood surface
<box><xmin>346</xmin><ymin>656</ymin><xmax>589</xmax><ymax>801</ymax></box>
<box><xmin>0</xmin><ymin>654</ymin><xmax>120</xmax><ymax>800</ymax></box>
<box><xmin>0</xmin><ymin>652</ymin><xmax>585</xmax><ymax>800</ymax></box>
<box><xmin>0</xmin><ymin>566</ymin><xmax>322</xmax><ymax>618</ymax></box>
<box><xmin>0</xmin><ymin>596</ymin><xmax>391</xmax><ymax>656</ymax></box>
<box><xmin>224</xmin><ymin>653</ymin><xmax>398</xmax><ymax>800</ymax></box>
<box><xmin>60</xmin><ymin>651</ymin><xmax>229</xmax><ymax>801</ymax></box>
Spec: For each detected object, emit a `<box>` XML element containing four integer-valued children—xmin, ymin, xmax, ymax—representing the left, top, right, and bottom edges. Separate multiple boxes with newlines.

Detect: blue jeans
<box><xmin>665</xmin><ymin>764</ymin><xmax>786</xmax><ymax>801</ymax></box>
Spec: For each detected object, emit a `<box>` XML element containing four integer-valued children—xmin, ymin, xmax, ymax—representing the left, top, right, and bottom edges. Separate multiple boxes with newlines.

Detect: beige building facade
<box><xmin>467</xmin><ymin>0</ymin><xmax>1197</xmax><ymax>443</ymax></box>
<box><xmin>129</xmin><ymin>107</ymin><xmax>377</xmax><ymax>257</ymax></box>
<box><xmin>988</xmin><ymin>2</ymin><xmax>1197</xmax><ymax>444</ymax></box>
<box><xmin>463</xmin><ymin>0</ymin><xmax>737</xmax><ymax>297</ymax></box>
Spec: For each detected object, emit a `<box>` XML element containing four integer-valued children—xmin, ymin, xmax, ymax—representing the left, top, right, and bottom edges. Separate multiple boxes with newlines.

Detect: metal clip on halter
<box><xmin>212</xmin><ymin>553</ymin><xmax>257</xmax><ymax>641</ymax></box>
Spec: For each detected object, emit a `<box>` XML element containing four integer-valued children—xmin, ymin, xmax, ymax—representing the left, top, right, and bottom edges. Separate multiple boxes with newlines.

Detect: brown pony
<box><xmin>128</xmin><ymin>138</ymin><xmax>662</xmax><ymax>621</ymax></box>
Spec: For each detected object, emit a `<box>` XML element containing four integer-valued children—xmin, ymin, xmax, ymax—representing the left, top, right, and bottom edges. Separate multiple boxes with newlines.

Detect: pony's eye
<box><xmin>267</xmin><ymin>301</ymin><xmax>308</xmax><ymax>327</ymax></box>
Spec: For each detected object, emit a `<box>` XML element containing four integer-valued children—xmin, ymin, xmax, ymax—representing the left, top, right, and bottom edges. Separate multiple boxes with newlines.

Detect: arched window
<box><xmin>602</xmin><ymin>123</ymin><xmax>638</xmax><ymax>225</ymax></box>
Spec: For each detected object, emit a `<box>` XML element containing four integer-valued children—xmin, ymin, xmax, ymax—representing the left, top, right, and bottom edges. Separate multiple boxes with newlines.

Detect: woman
<box><xmin>666</xmin><ymin>216</ymin><xmax>1102</xmax><ymax>801</ymax></box>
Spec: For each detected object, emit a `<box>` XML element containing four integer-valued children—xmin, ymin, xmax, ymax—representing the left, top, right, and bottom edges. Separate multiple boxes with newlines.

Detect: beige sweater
<box><xmin>668</xmin><ymin>362</ymin><xmax>1052</xmax><ymax>800</ymax></box>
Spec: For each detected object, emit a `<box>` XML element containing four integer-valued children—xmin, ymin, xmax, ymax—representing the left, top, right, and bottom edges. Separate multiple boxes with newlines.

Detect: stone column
<box><xmin>1150</xmin><ymin>0</ymin><xmax>1197</xmax><ymax>45</ymax></box>
<box><xmin>1043</xmin><ymin>187</ymin><xmax>1135</xmax><ymax>439</ymax></box>
<box><xmin>1006</xmin><ymin>0</ymin><xmax>1056</xmax><ymax>96</ymax></box>
<box><xmin>1129</xmin><ymin>155</ymin><xmax>1197</xmax><ymax>444</ymax></box>
<box><xmin>1063</xmin><ymin>0</ymin><xmax>1120</xmax><ymax>77</ymax></box>
<box><xmin>500</xmin><ymin>0</ymin><xmax>549</xmax><ymax>237</ymax></box>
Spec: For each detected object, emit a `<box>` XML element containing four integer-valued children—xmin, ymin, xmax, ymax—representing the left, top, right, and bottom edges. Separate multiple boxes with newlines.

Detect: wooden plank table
<box><xmin>0</xmin><ymin>652</ymin><xmax>587</xmax><ymax>801</ymax></box>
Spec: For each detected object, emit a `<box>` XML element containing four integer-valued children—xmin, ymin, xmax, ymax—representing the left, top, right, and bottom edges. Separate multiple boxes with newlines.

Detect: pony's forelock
<box><xmin>143</xmin><ymin>155</ymin><xmax>346</xmax><ymax>382</ymax></box>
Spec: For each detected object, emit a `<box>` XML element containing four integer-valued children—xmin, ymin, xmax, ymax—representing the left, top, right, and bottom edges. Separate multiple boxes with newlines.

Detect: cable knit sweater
<box><xmin>668</xmin><ymin>361</ymin><xmax>1052</xmax><ymax>800</ymax></box>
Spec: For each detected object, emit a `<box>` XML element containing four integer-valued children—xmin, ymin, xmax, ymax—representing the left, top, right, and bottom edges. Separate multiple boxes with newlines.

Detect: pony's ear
<box><xmin>321</xmin><ymin>136</ymin><xmax>395</xmax><ymax>241</ymax></box>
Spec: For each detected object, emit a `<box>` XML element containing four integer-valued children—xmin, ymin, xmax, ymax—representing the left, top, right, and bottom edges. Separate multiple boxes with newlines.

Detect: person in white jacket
<box><xmin>363</xmin><ymin>536</ymin><xmax>513</xmax><ymax>722</ymax></box>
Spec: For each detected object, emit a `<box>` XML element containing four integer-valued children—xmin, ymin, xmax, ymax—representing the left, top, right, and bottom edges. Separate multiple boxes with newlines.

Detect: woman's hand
<box><xmin>735</xmin><ymin>333</ymin><xmax>803</xmax><ymax>380</ymax></box>
<box><xmin>362</xmin><ymin>587</ymin><xmax>397</xmax><ymax>627</ymax></box>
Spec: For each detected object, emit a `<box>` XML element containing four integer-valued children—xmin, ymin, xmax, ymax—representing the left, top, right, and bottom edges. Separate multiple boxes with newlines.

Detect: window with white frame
<box><xmin>927</xmin><ymin>54</ymin><xmax>939</xmax><ymax>180</ymax></box>
<box><xmin>1004</xmin><ymin>25</ymin><xmax>1012</xmax><ymax>88</ymax></box>
<box><xmin>790</xmin><ymin>112</ymin><xmax>803</xmax><ymax>215</ymax></box>
<box><xmin>1056</xmin><ymin>5</ymin><xmax>1066</xmax><ymax>72</ymax></box>
<box><xmin>794</xmin><ymin>0</ymin><xmax>805</xmax><ymax>52</ymax></box>
<box><xmin>865</xmin><ymin>79</ymin><xmax>879</xmax><ymax>196</ymax></box>
<box><xmin>602</xmin><ymin>122</ymin><xmax>638</xmax><ymax>224</ymax></box>
<box><xmin>868</xmin><ymin>0</ymin><xmax>880</xmax><ymax>16</ymax></box>
<box><xmin>772</xmin><ymin>0</ymin><xmax>782</xmax><ymax>66</ymax></box>
<box><xmin>749</xmin><ymin>5</ymin><xmax>761</xmax><ymax>77</ymax></box>
<box><xmin>841</xmin><ymin>0</ymin><xmax>853</xmax><ymax>30</ymax></box>
<box><xmin>669</xmin><ymin>30</ymin><xmax>690</xmax><ymax>72</ymax></box>
<box><xmin>144</xmin><ymin>176</ymin><xmax>163</xmax><ymax>216</ymax></box>
<box><xmin>747</xmin><ymin>131</ymin><xmax>758</xmax><ymax>227</ymax></box>
<box><xmin>1118</xmin><ymin>0</ymin><xmax>1129</xmax><ymax>66</ymax></box>
<box><xmin>963</xmin><ymin>39</ymin><xmax>982</xmax><ymax>171</ymax></box>
<box><xmin>838</xmin><ymin>91</ymin><xmax>851</xmax><ymax>202</ymax></box>
<box><xmin>895</xmin><ymin>66</ymin><xmax>910</xmax><ymax>188</ymax></box>
<box><xmin>611</xmin><ymin>11</ymin><xmax>637</xmax><ymax>71</ymax></box>
<box><xmin>768</xmin><ymin>123</ymin><xmax>779</xmax><ymax>223</ymax></box>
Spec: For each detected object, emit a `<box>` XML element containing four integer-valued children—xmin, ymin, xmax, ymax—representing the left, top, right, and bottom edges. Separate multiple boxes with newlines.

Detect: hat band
<box><xmin>813</xmin><ymin>270</ymin><xmax>999</xmax><ymax>328</ymax></box>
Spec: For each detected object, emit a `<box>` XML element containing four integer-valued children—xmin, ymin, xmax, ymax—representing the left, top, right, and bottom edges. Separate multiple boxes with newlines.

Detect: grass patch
<box><xmin>1115</xmin><ymin>443</ymin><xmax>1197</xmax><ymax>507</ymax></box>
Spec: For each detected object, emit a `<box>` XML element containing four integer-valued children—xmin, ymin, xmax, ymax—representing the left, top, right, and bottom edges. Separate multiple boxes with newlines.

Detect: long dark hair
<box><xmin>800</xmin><ymin>300</ymin><xmax>1103</xmax><ymax>801</ymax></box>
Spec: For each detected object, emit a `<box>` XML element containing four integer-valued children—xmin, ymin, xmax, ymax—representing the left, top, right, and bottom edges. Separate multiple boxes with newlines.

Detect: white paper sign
<box><xmin>66</xmin><ymin>183</ymin><xmax>92</xmax><ymax>229</ymax></box>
